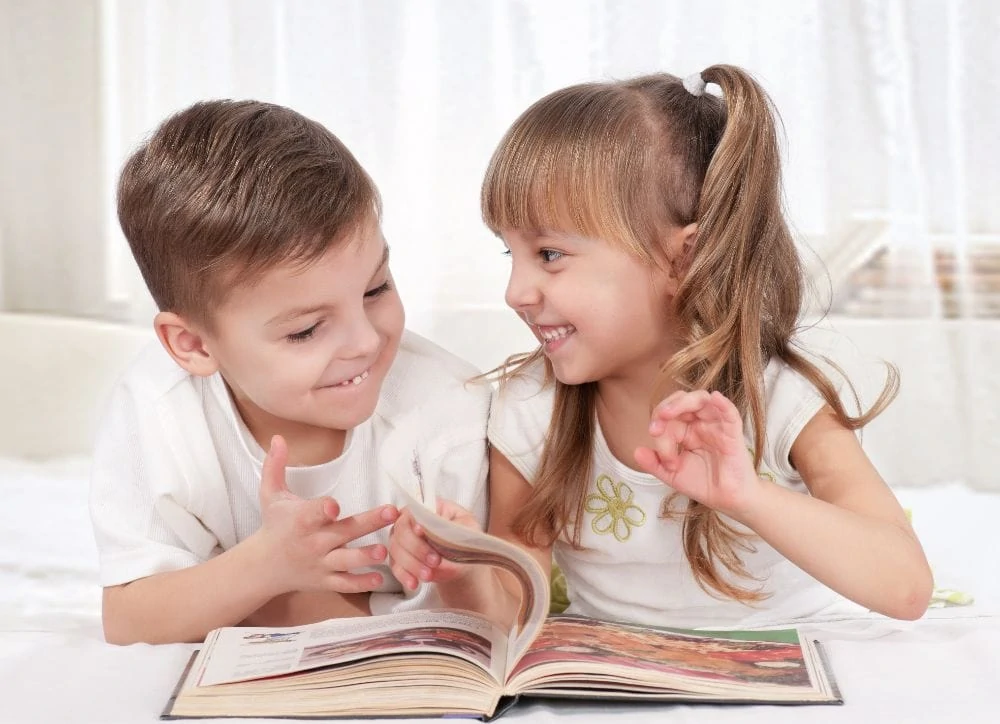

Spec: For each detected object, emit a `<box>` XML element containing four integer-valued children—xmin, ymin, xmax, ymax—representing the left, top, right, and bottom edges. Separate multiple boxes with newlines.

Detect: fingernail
<box><xmin>426</xmin><ymin>552</ymin><xmax>440</xmax><ymax>566</ymax></box>
<box><xmin>371</xmin><ymin>546</ymin><xmax>387</xmax><ymax>561</ymax></box>
<box><xmin>382</xmin><ymin>506</ymin><xmax>398</xmax><ymax>521</ymax></box>
<box><xmin>419</xmin><ymin>567</ymin><xmax>432</xmax><ymax>581</ymax></box>
<box><xmin>371</xmin><ymin>573</ymin><xmax>383</xmax><ymax>587</ymax></box>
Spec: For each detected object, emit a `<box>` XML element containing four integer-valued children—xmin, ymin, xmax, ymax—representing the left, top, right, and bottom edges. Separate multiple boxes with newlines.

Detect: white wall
<box><xmin>429</xmin><ymin>310</ymin><xmax>999</xmax><ymax>491</ymax></box>
<box><xmin>0</xmin><ymin>0</ymin><xmax>108</xmax><ymax>317</ymax></box>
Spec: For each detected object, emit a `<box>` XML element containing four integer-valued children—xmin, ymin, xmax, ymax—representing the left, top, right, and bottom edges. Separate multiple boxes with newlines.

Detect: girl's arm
<box><xmin>388</xmin><ymin>447</ymin><xmax>552</xmax><ymax>626</ymax></box>
<box><xmin>740</xmin><ymin>406</ymin><xmax>932</xmax><ymax>619</ymax></box>
<box><xmin>635</xmin><ymin>391</ymin><xmax>933</xmax><ymax>620</ymax></box>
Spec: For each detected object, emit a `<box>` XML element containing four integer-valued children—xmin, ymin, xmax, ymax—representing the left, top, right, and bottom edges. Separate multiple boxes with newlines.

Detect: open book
<box><xmin>162</xmin><ymin>493</ymin><xmax>842</xmax><ymax>720</ymax></box>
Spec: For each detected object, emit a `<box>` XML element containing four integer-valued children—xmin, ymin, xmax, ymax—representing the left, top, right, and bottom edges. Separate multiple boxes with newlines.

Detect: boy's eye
<box><xmin>540</xmin><ymin>249</ymin><xmax>564</xmax><ymax>263</ymax></box>
<box><xmin>364</xmin><ymin>281</ymin><xmax>392</xmax><ymax>298</ymax></box>
<box><xmin>501</xmin><ymin>249</ymin><xmax>512</xmax><ymax>258</ymax></box>
<box><xmin>286</xmin><ymin>323</ymin><xmax>320</xmax><ymax>343</ymax></box>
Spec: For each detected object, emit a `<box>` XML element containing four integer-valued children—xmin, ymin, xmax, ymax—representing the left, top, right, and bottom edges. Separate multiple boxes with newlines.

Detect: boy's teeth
<box><xmin>338</xmin><ymin>370</ymin><xmax>370</xmax><ymax>386</ymax></box>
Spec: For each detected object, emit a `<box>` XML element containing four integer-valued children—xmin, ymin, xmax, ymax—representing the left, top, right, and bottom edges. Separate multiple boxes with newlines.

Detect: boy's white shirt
<box><xmin>89</xmin><ymin>329</ymin><xmax>491</xmax><ymax>615</ymax></box>
<box><xmin>489</xmin><ymin>331</ymin><xmax>878</xmax><ymax>629</ymax></box>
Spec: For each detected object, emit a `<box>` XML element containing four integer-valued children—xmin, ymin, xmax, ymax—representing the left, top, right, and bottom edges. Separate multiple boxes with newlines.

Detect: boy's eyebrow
<box><xmin>267</xmin><ymin>242</ymin><xmax>391</xmax><ymax>327</ymax></box>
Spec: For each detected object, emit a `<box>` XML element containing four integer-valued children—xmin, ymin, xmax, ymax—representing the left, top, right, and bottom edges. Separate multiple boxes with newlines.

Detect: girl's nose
<box><xmin>504</xmin><ymin>264</ymin><xmax>542</xmax><ymax>311</ymax></box>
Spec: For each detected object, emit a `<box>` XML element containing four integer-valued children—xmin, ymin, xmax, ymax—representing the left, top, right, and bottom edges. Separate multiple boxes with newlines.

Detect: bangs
<box><xmin>482</xmin><ymin>85</ymin><xmax>659</xmax><ymax>261</ymax></box>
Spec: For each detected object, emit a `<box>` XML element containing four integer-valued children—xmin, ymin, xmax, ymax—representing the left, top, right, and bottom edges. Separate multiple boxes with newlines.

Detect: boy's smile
<box><xmin>196</xmin><ymin>217</ymin><xmax>405</xmax><ymax>465</ymax></box>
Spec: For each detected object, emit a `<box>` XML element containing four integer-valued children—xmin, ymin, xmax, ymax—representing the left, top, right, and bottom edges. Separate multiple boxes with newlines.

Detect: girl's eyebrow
<box><xmin>367</xmin><ymin>242</ymin><xmax>390</xmax><ymax>281</ymax></box>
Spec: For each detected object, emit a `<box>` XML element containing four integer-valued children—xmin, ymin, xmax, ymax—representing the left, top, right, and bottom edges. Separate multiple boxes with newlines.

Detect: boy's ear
<box><xmin>154</xmin><ymin>311</ymin><xmax>219</xmax><ymax>377</ymax></box>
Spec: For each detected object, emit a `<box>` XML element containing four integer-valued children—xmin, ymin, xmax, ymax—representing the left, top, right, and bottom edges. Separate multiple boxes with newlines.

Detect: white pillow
<box><xmin>0</xmin><ymin>456</ymin><xmax>101</xmax><ymax>631</ymax></box>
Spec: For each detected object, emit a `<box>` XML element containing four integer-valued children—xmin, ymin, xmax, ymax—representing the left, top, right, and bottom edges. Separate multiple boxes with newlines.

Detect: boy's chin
<box><xmin>323</xmin><ymin>398</ymin><xmax>380</xmax><ymax>431</ymax></box>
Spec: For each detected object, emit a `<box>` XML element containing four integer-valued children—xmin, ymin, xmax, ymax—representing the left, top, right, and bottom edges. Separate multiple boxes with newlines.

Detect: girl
<box><xmin>389</xmin><ymin>65</ymin><xmax>932</xmax><ymax>628</ymax></box>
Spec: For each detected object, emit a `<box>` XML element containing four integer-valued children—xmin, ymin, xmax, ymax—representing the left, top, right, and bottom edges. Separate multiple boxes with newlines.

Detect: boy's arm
<box><xmin>100</xmin><ymin>436</ymin><xmax>397</xmax><ymax>644</ymax></box>
<box><xmin>241</xmin><ymin>591</ymin><xmax>370</xmax><ymax>627</ymax></box>
<box><xmin>102</xmin><ymin>533</ymin><xmax>288</xmax><ymax>645</ymax></box>
<box><xmin>105</xmin><ymin>546</ymin><xmax>372</xmax><ymax>645</ymax></box>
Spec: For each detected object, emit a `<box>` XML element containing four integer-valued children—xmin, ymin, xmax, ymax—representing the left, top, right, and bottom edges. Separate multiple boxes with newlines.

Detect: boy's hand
<box><xmin>634</xmin><ymin>390</ymin><xmax>763</xmax><ymax>519</ymax></box>
<box><xmin>256</xmin><ymin>435</ymin><xmax>399</xmax><ymax>596</ymax></box>
<box><xmin>388</xmin><ymin>500</ymin><xmax>480</xmax><ymax>591</ymax></box>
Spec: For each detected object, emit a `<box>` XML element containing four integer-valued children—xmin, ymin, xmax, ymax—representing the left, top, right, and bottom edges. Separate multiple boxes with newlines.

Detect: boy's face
<box><xmin>200</xmin><ymin>219</ymin><xmax>404</xmax><ymax>448</ymax></box>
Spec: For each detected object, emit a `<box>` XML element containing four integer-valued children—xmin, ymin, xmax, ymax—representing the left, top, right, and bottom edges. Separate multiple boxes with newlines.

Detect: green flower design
<box><xmin>747</xmin><ymin>446</ymin><xmax>775</xmax><ymax>483</ymax></box>
<box><xmin>585</xmin><ymin>475</ymin><xmax>646</xmax><ymax>542</ymax></box>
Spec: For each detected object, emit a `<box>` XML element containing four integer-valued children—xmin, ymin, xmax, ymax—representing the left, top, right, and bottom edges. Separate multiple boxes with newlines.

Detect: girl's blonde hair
<box><xmin>482</xmin><ymin>65</ymin><xmax>898</xmax><ymax>602</ymax></box>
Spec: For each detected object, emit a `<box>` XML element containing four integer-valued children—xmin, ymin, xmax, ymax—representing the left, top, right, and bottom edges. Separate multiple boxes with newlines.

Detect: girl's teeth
<box><xmin>541</xmin><ymin>325</ymin><xmax>576</xmax><ymax>340</ymax></box>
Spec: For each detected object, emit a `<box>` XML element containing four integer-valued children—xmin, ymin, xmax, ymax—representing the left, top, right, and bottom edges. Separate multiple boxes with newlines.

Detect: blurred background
<box><xmin>0</xmin><ymin>0</ymin><xmax>998</xmax><ymax>485</ymax></box>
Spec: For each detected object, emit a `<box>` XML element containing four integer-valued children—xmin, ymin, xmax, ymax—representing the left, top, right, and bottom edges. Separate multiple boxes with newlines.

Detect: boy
<box><xmin>90</xmin><ymin>100</ymin><xmax>490</xmax><ymax>645</ymax></box>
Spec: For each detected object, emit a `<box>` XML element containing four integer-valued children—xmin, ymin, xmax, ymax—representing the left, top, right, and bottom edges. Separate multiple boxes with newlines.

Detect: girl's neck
<box><xmin>595</xmin><ymin>363</ymin><xmax>681</xmax><ymax>471</ymax></box>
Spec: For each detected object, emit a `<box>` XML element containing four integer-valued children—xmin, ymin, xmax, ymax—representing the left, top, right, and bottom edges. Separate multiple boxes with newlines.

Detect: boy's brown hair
<box><xmin>118</xmin><ymin>99</ymin><xmax>381</xmax><ymax>326</ymax></box>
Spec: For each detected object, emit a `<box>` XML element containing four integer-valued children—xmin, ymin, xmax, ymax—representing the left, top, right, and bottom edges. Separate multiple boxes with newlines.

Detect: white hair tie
<box><xmin>683</xmin><ymin>72</ymin><xmax>706</xmax><ymax>97</ymax></box>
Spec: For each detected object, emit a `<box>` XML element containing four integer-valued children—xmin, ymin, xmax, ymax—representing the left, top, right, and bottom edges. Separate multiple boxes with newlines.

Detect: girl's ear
<box><xmin>664</xmin><ymin>223</ymin><xmax>698</xmax><ymax>290</ymax></box>
<box><xmin>154</xmin><ymin>311</ymin><xmax>220</xmax><ymax>377</ymax></box>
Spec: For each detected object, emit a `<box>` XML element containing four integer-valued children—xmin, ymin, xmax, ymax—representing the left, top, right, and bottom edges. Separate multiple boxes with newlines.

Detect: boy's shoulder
<box><xmin>376</xmin><ymin>329</ymin><xmax>491</xmax><ymax>421</ymax></box>
<box><xmin>115</xmin><ymin>339</ymin><xmax>200</xmax><ymax>402</ymax></box>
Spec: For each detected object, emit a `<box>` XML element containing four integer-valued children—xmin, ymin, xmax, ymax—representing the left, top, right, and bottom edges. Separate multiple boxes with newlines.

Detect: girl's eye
<box><xmin>541</xmin><ymin>249</ymin><xmax>564</xmax><ymax>263</ymax></box>
<box><xmin>286</xmin><ymin>323</ymin><xmax>320</xmax><ymax>343</ymax></box>
<box><xmin>364</xmin><ymin>281</ymin><xmax>392</xmax><ymax>299</ymax></box>
<box><xmin>501</xmin><ymin>249</ymin><xmax>512</xmax><ymax>258</ymax></box>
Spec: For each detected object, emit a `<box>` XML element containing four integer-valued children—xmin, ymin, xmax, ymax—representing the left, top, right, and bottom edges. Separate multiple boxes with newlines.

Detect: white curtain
<box><xmin>1</xmin><ymin>0</ymin><xmax>998</xmax><ymax>486</ymax></box>
<box><xmin>2</xmin><ymin>0</ymin><xmax>998</xmax><ymax>330</ymax></box>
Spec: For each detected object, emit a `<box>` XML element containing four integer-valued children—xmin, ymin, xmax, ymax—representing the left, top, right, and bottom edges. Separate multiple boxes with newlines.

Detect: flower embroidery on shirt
<box><xmin>585</xmin><ymin>475</ymin><xmax>646</xmax><ymax>542</ymax></box>
<box><xmin>747</xmin><ymin>446</ymin><xmax>775</xmax><ymax>483</ymax></box>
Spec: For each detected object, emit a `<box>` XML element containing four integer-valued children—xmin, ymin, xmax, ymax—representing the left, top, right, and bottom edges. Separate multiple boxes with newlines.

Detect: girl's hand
<box><xmin>388</xmin><ymin>500</ymin><xmax>481</xmax><ymax>591</ymax></box>
<box><xmin>255</xmin><ymin>435</ymin><xmax>400</xmax><ymax>595</ymax></box>
<box><xmin>634</xmin><ymin>390</ymin><xmax>763</xmax><ymax>518</ymax></box>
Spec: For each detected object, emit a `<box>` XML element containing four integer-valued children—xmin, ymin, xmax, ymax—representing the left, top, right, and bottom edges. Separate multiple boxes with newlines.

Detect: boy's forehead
<box><xmin>215</xmin><ymin>227</ymin><xmax>390</xmax><ymax>321</ymax></box>
<box><xmin>280</xmin><ymin>223</ymin><xmax>388</xmax><ymax>278</ymax></box>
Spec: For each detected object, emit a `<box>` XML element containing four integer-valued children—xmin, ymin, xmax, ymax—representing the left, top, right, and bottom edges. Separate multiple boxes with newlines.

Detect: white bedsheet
<box><xmin>1</xmin><ymin>617</ymin><xmax>997</xmax><ymax>723</ymax></box>
<box><xmin>2</xmin><ymin>457</ymin><xmax>998</xmax><ymax>722</ymax></box>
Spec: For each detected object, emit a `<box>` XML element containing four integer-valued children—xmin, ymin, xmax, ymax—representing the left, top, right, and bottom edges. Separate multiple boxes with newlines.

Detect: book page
<box><xmin>506</xmin><ymin>615</ymin><xmax>823</xmax><ymax>698</ymax></box>
<box><xmin>194</xmin><ymin>609</ymin><xmax>508</xmax><ymax>687</ymax></box>
<box><xmin>403</xmin><ymin>489</ymin><xmax>551</xmax><ymax>669</ymax></box>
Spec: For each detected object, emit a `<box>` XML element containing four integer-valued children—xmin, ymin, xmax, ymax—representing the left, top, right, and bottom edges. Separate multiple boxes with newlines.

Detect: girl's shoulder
<box><xmin>760</xmin><ymin>326</ymin><xmax>876</xmax><ymax>480</ymax></box>
<box><xmin>488</xmin><ymin>356</ymin><xmax>554</xmax><ymax>481</ymax></box>
<box><xmin>494</xmin><ymin>354</ymin><xmax>552</xmax><ymax>404</ymax></box>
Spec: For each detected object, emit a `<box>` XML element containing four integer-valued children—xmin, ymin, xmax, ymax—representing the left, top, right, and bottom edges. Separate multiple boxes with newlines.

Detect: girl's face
<box><xmin>501</xmin><ymin>228</ymin><xmax>680</xmax><ymax>386</ymax></box>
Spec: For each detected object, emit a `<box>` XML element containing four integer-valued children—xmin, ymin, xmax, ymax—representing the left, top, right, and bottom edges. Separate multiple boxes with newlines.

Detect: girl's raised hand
<box><xmin>634</xmin><ymin>390</ymin><xmax>762</xmax><ymax>518</ymax></box>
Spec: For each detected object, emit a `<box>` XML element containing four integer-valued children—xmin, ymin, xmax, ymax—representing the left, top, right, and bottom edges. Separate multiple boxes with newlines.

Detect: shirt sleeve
<box><xmin>88</xmin><ymin>379</ymin><xmax>216</xmax><ymax>586</ymax></box>
<box><xmin>370</xmin><ymin>378</ymin><xmax>492</xmax><ymax>616</ymax></box>
<box><xmin>763</xmin><ymin>327</ymin><xmax>882</xmax><ymax>482</ymax></box>
<box><xmin>486</xmin><ymin>363</ymin><xmax>554</xmax><ymax>485</ymax></box>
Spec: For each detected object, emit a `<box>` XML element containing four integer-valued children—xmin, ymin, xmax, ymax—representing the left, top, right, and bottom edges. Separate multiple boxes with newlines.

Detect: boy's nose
<box><xmin>340</xmin><ymin>313</ymin><xmax>381</xmax><ymax>360</ymax></box>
